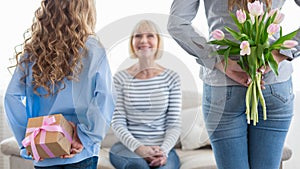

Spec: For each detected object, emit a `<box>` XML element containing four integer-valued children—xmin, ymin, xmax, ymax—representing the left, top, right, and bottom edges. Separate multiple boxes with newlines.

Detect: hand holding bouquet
<box><xmin>209</xmin><ymin>1</ymin><xmax>299</xmax><ymax>125</ymax></box>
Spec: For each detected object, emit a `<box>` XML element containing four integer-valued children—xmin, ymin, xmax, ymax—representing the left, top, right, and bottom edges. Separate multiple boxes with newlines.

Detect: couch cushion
<box><xmin>101</xmin><ymin>128</ymin><xmax>119</xmax><ymax>149</ymax></box>
<box><xmin>0</xmin><ymin>136</ymin><xmax>293</xmax><ymax>169</ymax></box>
<box><xmin>176</xmin><ymin>148</ymin><xmax>216</xmax><ymax>169</ymax></box>
<box><xmin>181</xmin><ymin>91</ymin><xmax>202</xmax><ymax>110</ymax></box>
<box><xmin>180</xmin><ymin>106</ymin><xmax>210</xmax><ymax>150</ymax></box>
<box><xmin>10</xmin><ymin>155</ymin><xmax>34</xmax><ymax>169</ymax></box>
<box><xmin>99</xmin><ymin>148</ymin><xmax>115</xmax><ymax>169</ymax></box>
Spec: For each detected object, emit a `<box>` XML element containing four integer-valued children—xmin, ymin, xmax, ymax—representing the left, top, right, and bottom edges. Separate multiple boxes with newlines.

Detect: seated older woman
<box><xmin>109</xmin><ymin>20</ymin><xmax>182</xmax><ymax>169</ymax></box>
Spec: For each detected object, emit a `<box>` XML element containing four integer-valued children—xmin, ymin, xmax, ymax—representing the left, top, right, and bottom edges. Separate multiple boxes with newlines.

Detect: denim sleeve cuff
<box><xmin>20</xmin><ymin>147</ymin><xmax>32</xmax><ymax>160</ymax></box>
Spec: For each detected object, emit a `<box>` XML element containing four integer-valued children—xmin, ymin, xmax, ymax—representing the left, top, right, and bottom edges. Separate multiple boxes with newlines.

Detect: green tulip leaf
<box><xmin>229</xmin><ymin>12</ymin><xmax>242</xmax><ymax>31</ymax></box>
<box><xmin>224</xmin><ymin>26</ymin><xmax>242</xmax><ymax>41</ymax></box>
<box><xmin>247</xmin><ymin>47</ymin><xmax>258</xmax><ymax>79</ymax></box>
<box><xmin>268</xmin><ymin>54</ymin><xmax>279</xmax><ymax>76</ymax></box>
<box><xmin>270</xmin><ymin>29</ymin><xmax>299</xmax><ymax>48</ymax></box>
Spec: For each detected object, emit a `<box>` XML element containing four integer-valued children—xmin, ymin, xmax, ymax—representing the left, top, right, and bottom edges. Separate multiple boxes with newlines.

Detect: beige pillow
<box><xmin>180</xmin><ymin>106</ymin><xmax>210</xmax><ymax>150</ymax></box>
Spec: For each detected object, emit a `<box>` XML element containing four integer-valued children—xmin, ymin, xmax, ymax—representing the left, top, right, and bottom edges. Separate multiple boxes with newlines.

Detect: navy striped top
<box><xmin>111</xmin><ymin>69</ymin><xmax>182</xmax><ymax>154</ymax></box>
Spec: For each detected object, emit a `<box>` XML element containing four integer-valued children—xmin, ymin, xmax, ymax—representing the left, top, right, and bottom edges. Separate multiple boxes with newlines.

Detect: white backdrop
<box><xmin>0</xmin><ymin>0</ymin><xmax>299</xmax><ymax>92</ymax></box>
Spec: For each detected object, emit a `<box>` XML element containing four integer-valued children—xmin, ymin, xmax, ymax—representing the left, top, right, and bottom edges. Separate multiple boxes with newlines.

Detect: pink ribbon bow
<box><xmin>22</xmin><ymin>116</ymin><xmax>72</xmax><ymax>162</ymax></box>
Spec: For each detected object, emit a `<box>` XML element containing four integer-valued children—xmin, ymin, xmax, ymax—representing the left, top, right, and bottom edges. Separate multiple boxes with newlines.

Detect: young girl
<box><xmin>4</xmin><ymin>0</ymin><xmax>115</xmax><ymax>168</ymax></box>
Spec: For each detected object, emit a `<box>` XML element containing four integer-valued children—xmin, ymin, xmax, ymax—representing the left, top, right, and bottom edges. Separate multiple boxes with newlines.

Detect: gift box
<box><xmin>22</xmin><ymin>114</ymin><xmax>73</xmax><ymax>161</ymax></box>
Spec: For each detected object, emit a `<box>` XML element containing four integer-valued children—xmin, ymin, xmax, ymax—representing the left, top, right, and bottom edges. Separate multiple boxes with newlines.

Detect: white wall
<box><xmin>1</xmin><ymin>0</ymin><xmax>298</xmax><ymax>92</ymax></box>
<box><xmin>282</xmin><ymin>3</ymin><xmax>300</xmax><ymax>168</ymax></box>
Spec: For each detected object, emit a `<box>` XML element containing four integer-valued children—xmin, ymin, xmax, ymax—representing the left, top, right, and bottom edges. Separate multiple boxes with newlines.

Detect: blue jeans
<box><xmin>109</xmin><ymin>142</ymin><xmax>180</xmax><ymax>169</ymax></box>
<box><xmin>203</xmin><ymin>79</ymin><xmax>294</xmax><ymax>169</ymax></box>
<box><xmin>34</xmin><ymin>157</ymin><xmax>98</xmax><ymax>169</ymax></box>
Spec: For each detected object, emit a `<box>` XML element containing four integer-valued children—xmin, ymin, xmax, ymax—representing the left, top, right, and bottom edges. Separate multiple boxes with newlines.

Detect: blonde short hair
<box><xmin>129</xmin><ymin>20</ymin><xmax>164</xmax><ymax>60</ymax></box>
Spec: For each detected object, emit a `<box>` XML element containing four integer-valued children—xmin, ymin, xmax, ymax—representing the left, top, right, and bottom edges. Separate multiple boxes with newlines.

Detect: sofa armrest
<box><xmin>282</xmin><ymin>145</ymin><xmax>292</xmax><ymax>161</ymax></box>
<box><xmin>0</xmin><ymin>137</ymin><xmax>20</xmax><ymax>157</ymax></box>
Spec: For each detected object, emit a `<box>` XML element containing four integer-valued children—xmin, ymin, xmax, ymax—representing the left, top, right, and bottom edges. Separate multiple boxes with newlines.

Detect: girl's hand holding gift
<box><xmin>61</xmin><ymin>122</ymin><xmax>83</xmax><ymax>159</ymax></box>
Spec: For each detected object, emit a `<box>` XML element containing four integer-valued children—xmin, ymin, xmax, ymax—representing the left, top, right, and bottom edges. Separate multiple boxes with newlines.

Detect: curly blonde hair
<box><xmin>228</xmin><ymin>0</ymin><xmax>272</xmax><ymax>11</ymax></box>
<box><xmin>15</xmin><ymin>0</ymin><xmax>96</xmax><ymax>97</ymax></box>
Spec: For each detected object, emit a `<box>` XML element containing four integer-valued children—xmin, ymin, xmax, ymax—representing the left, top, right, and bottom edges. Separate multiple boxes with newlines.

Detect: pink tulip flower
<box><xmin>240</xmin><ymin>41</ymin><xmax>251</xmax><ymax>56</ymax></box>
<box><xmin>269</xmin><ymin>8</ymin><xmax>285</xmax><ymax>24</ymax></box>
<box><xmin>211</xmin><ymin>29</ymin><xmax>225</xmax><ymax>40</ymax></box>
<box><xmin>267</xmin><ymin>24</ymin><xmax>280</xmax><ymax>36</ymax></box>
<box><xmin>268</xmin><ymin>8</ymin><xmax>278</xmax><ymax>16</ymax></box>
<box><xmin>236</xmin><ymin>9</ymin><xmax>246</xmax><ymax>23</ymax></box>
<box><xmin>274</xmin><ymin>12</ymin><xmax>285</xmax><ymax>24</ymax></box>
<box><xmin>248</xmin><ymin>1</ymin><xmax>264</xmax><ymax>17</ymax></box>
<box><xmin>282</xmin><ymin>40</ymin><xmax>298</xmax><ymax>48</ymax></box>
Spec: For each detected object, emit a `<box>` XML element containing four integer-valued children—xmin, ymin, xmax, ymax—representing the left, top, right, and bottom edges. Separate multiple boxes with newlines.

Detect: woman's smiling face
<box><xmin>132</xmin><ymin>28</ymin><xmax>158</xmax><ymax>59</ymax></box>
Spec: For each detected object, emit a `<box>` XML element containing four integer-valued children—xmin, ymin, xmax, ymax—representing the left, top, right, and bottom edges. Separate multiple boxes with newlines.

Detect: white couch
<box><xmin>0</xmin><ymin>91</ymin><xmax>292</xmax><ymax>169</ymax></box>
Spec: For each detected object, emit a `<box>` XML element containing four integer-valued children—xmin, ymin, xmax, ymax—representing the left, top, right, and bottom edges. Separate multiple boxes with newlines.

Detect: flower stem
<box><xmin>245</xmin><ymin>81</ymin><xmax>253</xmax><ymax>124</ymax></box>
<box><xmin>255</xmin><ymin>16</ymin><xmax>259</xmax><ymax>45</ymax></box>
<box><xmin>251</xmin><ymin>79</ymin><xmax>258</xmax><ymax>125</ymax></box>
<box><xmin>256</xmin><ymin>72</ymin><xmax>267</xmax><ymax>120</ymax></box>
<box><xmin>245</xmin><ymin>73</ymin><xmax>267</xmax><ymax>125</ymax></box>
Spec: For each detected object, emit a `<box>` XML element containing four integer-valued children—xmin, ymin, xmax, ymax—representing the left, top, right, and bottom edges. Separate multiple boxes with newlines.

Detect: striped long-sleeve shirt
<box><xmin>111</xmin><ymin>69</ymin><xmax>182</xmax><ymax>154</ymax></box>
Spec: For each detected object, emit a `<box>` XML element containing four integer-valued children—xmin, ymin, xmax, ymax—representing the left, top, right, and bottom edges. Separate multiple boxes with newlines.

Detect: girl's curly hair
<box><xmin>15</xmin><ymin>0</ymin><xmax>96</xmax><ymax>97</ymax></box>
<box><xmin>228</xmin><ymin>0</ymin><xmax>272</xmax><ymax>11</ymax></box>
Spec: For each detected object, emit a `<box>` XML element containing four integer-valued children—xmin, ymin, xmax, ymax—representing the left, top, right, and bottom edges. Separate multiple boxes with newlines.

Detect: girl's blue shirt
<box><xmin>4</xmin><ymin>36</ymin><xmax>116</xmax><ymax>166</ymax></box>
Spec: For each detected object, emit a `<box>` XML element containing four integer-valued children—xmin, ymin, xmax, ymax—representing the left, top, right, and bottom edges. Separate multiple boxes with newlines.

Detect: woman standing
<box><xmin>168</xmin><ymin>0</ymin><xmax>300</xmax><ymax>169</ymax></box>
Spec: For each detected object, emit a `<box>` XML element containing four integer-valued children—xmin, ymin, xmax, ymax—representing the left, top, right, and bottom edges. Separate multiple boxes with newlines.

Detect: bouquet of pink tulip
<box><xmin>209</xmin><ymin>1</ymin><xmax>299</xmax><ymax>125</ymax></box>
